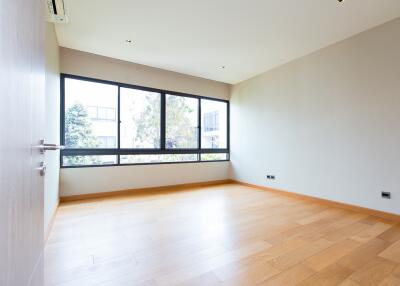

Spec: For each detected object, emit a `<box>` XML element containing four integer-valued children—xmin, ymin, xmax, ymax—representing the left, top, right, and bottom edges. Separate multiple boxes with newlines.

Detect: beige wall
<box><xmin>59</xmin><ymin>49</ymin><xmax>231</xmax><ymax>197</ymax></box>
<box><xmin>60</xmin><ymin>48</ymin><xmax>230</xmax><ymax>100</ymax></box>
<box><xmin>44</xmin><ymin>23</ymin><xmax>60</xmax><ymax>234</ymax></box>
<box><xmin>230</xmin><ymin>18</ymin><xmax>400</xmax><ymax>215</ymax></box>
<box><xmin>61</xmin><ymin>162</ymin><xmax>229</xmax><ymax>196</ymax></box>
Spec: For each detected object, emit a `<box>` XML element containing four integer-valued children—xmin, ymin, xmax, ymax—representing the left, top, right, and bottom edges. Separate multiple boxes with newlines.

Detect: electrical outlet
<box><xmin>381</xmin><ymin>191</ymin><xmax>391</xmax><ymax>199</ymax></box>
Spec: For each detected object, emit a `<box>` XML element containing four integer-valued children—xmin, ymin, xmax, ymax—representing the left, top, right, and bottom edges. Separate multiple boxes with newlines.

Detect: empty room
<box><xmin>2</xmin><ymin>0</ymin><xmax>400</xmax><ymax>285</ymax></box>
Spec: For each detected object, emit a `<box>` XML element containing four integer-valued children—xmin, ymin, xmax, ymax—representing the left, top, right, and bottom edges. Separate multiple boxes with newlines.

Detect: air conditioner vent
<box><xmin>46</xmin><ymin>0</ymin><xmax>68</xmax><ymax>24</ymax></box>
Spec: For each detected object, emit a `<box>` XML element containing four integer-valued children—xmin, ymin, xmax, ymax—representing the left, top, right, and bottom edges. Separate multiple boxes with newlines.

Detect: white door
<box><xmin>0</xmin><ymin>0</ymin><xmax>47</xmax><ymax>285</ymax></box>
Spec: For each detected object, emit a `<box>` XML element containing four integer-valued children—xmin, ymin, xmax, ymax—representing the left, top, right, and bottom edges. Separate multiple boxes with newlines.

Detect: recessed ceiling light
<box><xmin>125</xmin><ymin>40</ymin><xmax>133</xmax><ymax>43</ymax></box>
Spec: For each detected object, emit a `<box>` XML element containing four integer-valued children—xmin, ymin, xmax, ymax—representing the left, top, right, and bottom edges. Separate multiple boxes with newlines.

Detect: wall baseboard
<box><xmin>232</xmin><ymin>180</ymin><xmax>400</xmax><ymax>222</ymax></box>
<box><xmin>44</xmin><ymin>199</ymin><xmax>59</xmax><ymax>243</ymax></box>
<box><xmin>60</xmin><ymin>179</ymin><xmax>232</xmax><ymax>203</ymax></box>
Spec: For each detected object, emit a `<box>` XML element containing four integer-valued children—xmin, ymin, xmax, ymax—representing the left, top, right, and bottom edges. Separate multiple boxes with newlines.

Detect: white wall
<box><xmin>230</xmin><ymin>18</ymin><xmax>400</xmax><ymax>215</ymax></box>
<box><xmin>59</xmin><ymin>49</ymin><xmax>231</xmax><ymax>197</ymax></box>
<box><xmin>61</xmin><ymin>162</ymin><xmax>229</xmax><ymax>196</ymax></box>
<box><xmin>44</xmin><ymin>23</ymin><xmax>60</xmax><ymax>231</ymax></box>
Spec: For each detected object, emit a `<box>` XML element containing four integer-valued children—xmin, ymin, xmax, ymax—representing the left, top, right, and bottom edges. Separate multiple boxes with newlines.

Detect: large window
<box><xmin>61</xmin><ymin>74</ymin><xmax>229</xmax><ymax>167</ymax></box>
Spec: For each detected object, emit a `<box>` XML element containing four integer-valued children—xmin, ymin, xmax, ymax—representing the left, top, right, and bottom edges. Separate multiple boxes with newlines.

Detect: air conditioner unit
<box><xmin>46</xmin><ymin>0</ymin><xmax>68</xmax><ymax>23</ymax></box>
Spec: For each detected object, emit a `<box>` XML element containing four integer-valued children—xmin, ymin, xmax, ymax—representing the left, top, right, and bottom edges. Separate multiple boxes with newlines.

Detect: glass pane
<box><xmin>87</xmin><ymin>106</ymin><xmax>98</xmax><ymax>119</ymax></box>
<box><xmin>201</xmin><ymin>153</ymin><xmax>228</xmax><ymax>161</ymax></box>
<box><xmin>201</xmin><ymin>99</ymin><xmax>227</xmax><ymax>149</ymax></box>
<box><xmin>166</xmin><ymin>94</ymin><xmax>198</xmax><ymax>149</ymax></box>
<box><xmin>106</xmin><ymin>108</ymin><xmax>116</xmax><ymax>120</ymax></box>
<box><xmin>120</xmin><ymin>88</ymin><xmax>161</xmax><ymax>148</ymax></box>
<box><xmin>97</xmin><ymin>136</ymin><xmax>116</xmax><ymax>148</ymax></box>
<box><xmin>120</xmin><ymin>154</ymin><xmax>198</xmax><ymax>164</ymax></box>
<box><xmin>64</xmin><ymin>78</ymin><xmax>118</xmax><ymax>148</ymax></box>
<box><xmin>62</xmin><ymin>155</ymin><xmax>117</xmax><ymax>166</ymax></box>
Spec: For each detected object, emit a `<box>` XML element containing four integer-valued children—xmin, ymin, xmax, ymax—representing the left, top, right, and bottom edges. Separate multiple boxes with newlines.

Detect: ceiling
<box><xmin>55</xmin><ymin>0</ymin><xmax>400</xmax><ymax>84</ymax></box>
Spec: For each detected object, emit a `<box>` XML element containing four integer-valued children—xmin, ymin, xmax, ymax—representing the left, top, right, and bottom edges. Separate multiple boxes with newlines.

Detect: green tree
<box><xmin>134</xmin><ymin>95</ymin><xmax>196</xmax><ymax>148</ymax></box>
<box><xmin>120</xmin><ymin>95</ymin><xmax>197</xmax><ymax>164</ymax></box>
<box><xmin>133</xmin><ymin>95</ymin><xmax>161</xmax><ymax>147</ymax></box>
<box><xmin>165</xmin><ymin>95</ymin><xmax>197</xmax><ymax>148</ymax></box>
<box><xmin>64</xmin><ymin>103</ymin><xmax>100</xmax><ymax>165</ymax></box>
<box><xmin>65</xmin><ymin>103</ymin><xmax>99</xmax><ymax>148</ymax></box>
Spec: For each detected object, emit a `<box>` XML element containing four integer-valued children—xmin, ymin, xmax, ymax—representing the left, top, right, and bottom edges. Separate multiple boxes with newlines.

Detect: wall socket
<box><xmin>381</xmin><ymin>191</ymin><xmax>391</xmax><ymax>199</ymax></box>
<box><xmin>266</xmin><ymin>175</ymin><xmax>276</xmax><ymax>180</ymax></box>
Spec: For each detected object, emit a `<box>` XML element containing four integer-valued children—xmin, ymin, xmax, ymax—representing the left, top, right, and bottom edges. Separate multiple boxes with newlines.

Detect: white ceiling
<box><xmin>55</xmin><ymin>0</ymin><xmax>400</xmax><ymax>84</ymax></box>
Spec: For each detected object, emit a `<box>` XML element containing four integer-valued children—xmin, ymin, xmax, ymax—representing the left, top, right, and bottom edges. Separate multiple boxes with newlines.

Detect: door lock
<box><xmin>37</xmin><ymin>162</ymin><xmax>47</xmax><ymax>176</ymax></box>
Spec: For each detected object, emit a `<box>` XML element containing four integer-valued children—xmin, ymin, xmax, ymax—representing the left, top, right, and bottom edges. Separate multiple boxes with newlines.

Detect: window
<box><xmin>204</xmin><ymin>111</ymin><xmax>219</xmax><ymax>132</ymax></box>
<box><xmin>120</xmin><ymin>154</ymin><xmax>198</xmax><ymax>164</ymax></box>
<box><xmin>88</xmin><ymin>106</ymin><xmax>116</xmax><ymax>121</ymax></box>
<box><xmin>97</xmin><ymin>136</ymin><xmax>117</xmax><ymax>148</ymax></box>
<box><xmin>64</xmin><ymin>78</ymin><xmax>118</xmax><ymax>149</ymax></box>
<box><xmin>210</xmin><ymin>136</ymin><xmax>219</xmax><ymax>148</ymax></box>
<box><xmin>166</xmin><ymin>94</ymin><xmax>198</xmax><ymax>149</ymax></box>
<box><xmin>61</xmin><ymin>74</ymin><xmax>229</xmax><ymax>167</ymax></box>
<box><xmin>201</xmin><ymin>99</ymin><xmax>228</xmax><ymax>149</ymax></box>
<box><xmin>120</xmin><ymin>87</ymin><xmax>161</xmax><ymax>148</ymax></box>
<box><xmin>201</xmin><ymin>153</ymin><xmax>229</xmax><ymax>161</ymax></box>
<box><xmin>63</xmin><ymin>155</ymin><xmax>117</xmax><ymax>167</ymax></box>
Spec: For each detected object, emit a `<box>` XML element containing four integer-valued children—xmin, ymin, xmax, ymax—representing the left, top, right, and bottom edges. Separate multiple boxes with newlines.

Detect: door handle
<box><xmin>34</xmin><ymin>139</ymin><xmax>65</xmax><ymax>154</ymax></box>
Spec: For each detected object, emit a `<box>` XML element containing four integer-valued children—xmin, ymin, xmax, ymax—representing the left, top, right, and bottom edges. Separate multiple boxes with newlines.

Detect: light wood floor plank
<box><xmin>303</xmin><ymin>239</ymin><xmax>361</xmax><ymax>271</ymax></box>
<box><xmin>297</xmin><ymin>263</ymin><xmax>352</xmax><ymax>286</ymax></box>
<box><xmin>393</xmin><ymin>264</ymin><xmax>400</xmax><ymax>278</ymax></box>
<box><xmin>378</xmin><ymin>224</ymin><xmax>400</xmax><ymax>243</ymax></box>
<box><xmin>378</xmin><ymin>275</ymin><xmax>400</xmax><ymax>286</ymax></box>
<box><xmin>337</xmin><ymin>238</ymin><xmax>391</xmax><ymax>271</ymax></box>
<box><xmin>379</xmin><ymin>240</ymin><xmax>400</xmax><ymax>263</ymax></box>
<box><xmin>45</xmin><ymin>184</ymin><xmax>400</xmax><ymax>286</ymax></box>
<box><xmin>346</xmin><ymin>257</ymin><xmax>397</xmax><ymax>286</ymax></box>
<box><xmin>268</xmin><ymin>239</ymin><xmax>333</xmax><ymax>270</ymax></box>
<box><xmin>257</xmin><ymin>264</ymin><xmax>315</xmax><ymax>286</ymax></box>
<box><xmin>338</xmin><ymin>279</ymin><xmax>361</xmax><ymax>286</ymax></box>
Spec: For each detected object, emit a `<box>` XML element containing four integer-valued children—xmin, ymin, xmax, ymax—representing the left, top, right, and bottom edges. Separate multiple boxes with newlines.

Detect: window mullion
<box><xmin>160</xmin><ymin>92</ymin><xmax>166</xmax><ymax>150</ymax></box>
<box><xmin>198</xmin><ymin>98</ymin><xmax>201</xmax><ymax>151</ymax></box>
<box><xmin>117</xmin><ymin>86</ymin><xmax>121</xmax><ymax>164</ymax></box>
<box><xmin>227</xmin><ymin>101</ymin><xmax>230</xmax><ymax>151</ymax></box>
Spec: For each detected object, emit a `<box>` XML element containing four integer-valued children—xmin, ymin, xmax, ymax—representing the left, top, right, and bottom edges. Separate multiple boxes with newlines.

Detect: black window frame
<box><xmin>60</xmin><ymin>73</ymin><xmax>230</xmax><ymax>168</ymax></box>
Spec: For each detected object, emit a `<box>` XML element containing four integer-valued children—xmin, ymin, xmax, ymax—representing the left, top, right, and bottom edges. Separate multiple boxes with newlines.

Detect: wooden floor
<box><xmin>45</xmin><ymin>184</ymin><xmax>400</xmax><ymax>286</ymax></box>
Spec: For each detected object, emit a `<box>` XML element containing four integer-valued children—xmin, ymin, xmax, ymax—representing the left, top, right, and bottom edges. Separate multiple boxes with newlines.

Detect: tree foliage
<box><xmin>65</xmin><ymin>103</ymin><xmax>99</xmax><ymax>148</ymax></box>
<box><xmin>64</xmin><ymin>103</ymin><xmax>100</xmax><ymax>165</ymax></box>
<box><xmin>133</xmin><ymin>95</ymin><xmax>161</xmax><ymax>148</ymax></box>
<box><xmin>64</xmin><ymin>96</ymin><xmax>200</xmax><ymax>165</ymax></box>
<box><xmin>134</xmin><ymin>95</ymin><xmax>197</xmax><ymax>148</ymax></box>
<box><xmin>165</xmin><ymin>95</ymin><xmax>197</xmax><ymax>148</ymax></box>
